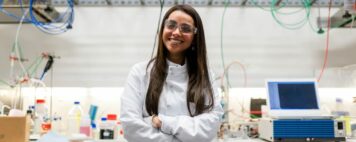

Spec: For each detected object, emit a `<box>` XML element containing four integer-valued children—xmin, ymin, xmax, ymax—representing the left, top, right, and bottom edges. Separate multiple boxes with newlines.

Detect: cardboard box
<box><xmin>0</xmin><ymin>116</ymin><xmax>30</xmax><ymax>142</ymax></box>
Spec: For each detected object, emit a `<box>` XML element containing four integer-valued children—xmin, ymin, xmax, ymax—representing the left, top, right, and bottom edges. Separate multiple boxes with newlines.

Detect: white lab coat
<box><xmin>120</xmin><ymin>60</ymin><xmax>223</xmax><ymax>142</ymax></box>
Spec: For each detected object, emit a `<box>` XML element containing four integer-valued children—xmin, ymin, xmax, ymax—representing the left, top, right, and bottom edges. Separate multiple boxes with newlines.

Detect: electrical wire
<box><xmin>150</xmin><ymin>0</ymin><xmax>164</xmax><ymax>59</ymax></box>
<box><xmin>317</xmin><ymin>0</ymin><xmax>332</xmax><ymax>82</ymax></box>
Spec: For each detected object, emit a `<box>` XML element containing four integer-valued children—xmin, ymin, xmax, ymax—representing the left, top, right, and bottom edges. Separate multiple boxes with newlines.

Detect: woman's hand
<box><xmin>152</xmin><ymin>115</ymin><xmax>162</xmax><ymax>129</ymax></box>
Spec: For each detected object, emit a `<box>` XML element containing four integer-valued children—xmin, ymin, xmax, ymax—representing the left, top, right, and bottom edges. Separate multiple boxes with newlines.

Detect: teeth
<box><xmin>171</xmin><ymin>39</ymin><xmax>182</xmax><ymax>44</ymax></box>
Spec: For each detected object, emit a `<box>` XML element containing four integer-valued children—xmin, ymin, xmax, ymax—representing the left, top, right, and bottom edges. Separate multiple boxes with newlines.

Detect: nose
<box><xmin>172</xmin><ymin>27</ymin><xmax>182</xmax><ymax>35</ymax></box>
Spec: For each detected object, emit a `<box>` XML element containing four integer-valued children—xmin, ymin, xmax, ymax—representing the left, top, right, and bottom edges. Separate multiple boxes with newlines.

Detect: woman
<box><xmin>120</xmin><ymin>4</ymin><xmax>223</xmax><ymax>142</ymax></box>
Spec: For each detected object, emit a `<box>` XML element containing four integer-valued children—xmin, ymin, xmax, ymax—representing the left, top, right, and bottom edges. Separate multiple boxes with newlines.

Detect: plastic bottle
<box><xmin>107</xmin><ymin>114</ymin><xmax>118</xmax><ymax>139</ymax></box>
<box><xmin>99</xmin><ymin>117</ymin><xmax>115</xmax><ymax>139</ymax></box>
<box><xmin>34</xmin><ymin>99</ymin><xmax>51</xmax><ymax>134</ymax></box>
<box><xmin>26</xmin><ymin>106</ymin><xmax>35</xmax><ymax>135</ymax></box>
<box><xmin>67</xmin><ymin>101</ymin><xmax>84</xmax><ymax>136</ymax></box>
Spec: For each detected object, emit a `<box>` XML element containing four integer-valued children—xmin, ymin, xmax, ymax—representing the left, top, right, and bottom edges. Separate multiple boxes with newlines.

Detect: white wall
<box><xmin>1</xmin><ymin>7</ymin><xmax>356</xmax><ymax>88</ymax></box>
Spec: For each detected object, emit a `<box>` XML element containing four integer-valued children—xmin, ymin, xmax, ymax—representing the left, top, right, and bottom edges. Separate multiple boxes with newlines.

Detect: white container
<box><xmin>107</xmin><ymin>114</ymin><xmax>118</xmax><ymax>139</ymax></box>
<box><xmin>67</xmin><ymin>101</ymin><xmax>84</xmax><ymax>136</ymax></box>
<box><xmin>99</xmin><ymin>117</ymin><xmax>115</xmax><ymax>139</ymax></box>
<box><xmin>34</xmin><ymin>99</ymin><xmax>49</xmax><ymax>134</ymax></box>
<box><xmin>35</xmin><ymin>99</ymin><xmax>47</xmax><ymax>117</ymax></box>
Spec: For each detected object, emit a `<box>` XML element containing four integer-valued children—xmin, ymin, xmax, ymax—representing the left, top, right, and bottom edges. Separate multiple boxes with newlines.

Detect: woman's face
<box><xmin>163</xmin><ymin>10</ymin><xmax>195</xmax><ymax>59</ymax></box>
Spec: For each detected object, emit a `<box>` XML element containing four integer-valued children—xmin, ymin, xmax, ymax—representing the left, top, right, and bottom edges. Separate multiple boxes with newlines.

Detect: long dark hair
<box><xmin>145</xmin><ymin>4</ymin><xmax>214</xmax><ymax>117</ymax></box>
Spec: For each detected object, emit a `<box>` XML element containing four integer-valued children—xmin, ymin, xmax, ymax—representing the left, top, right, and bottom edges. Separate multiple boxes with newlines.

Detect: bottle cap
<box><xmin>91</xmin><ymin>122</ymin><xmax>96</xmax><ymax>129</ymax></box>
<box><xmin>101</xmin><ymin>117</ymin><xmax>107</xmax><ymax>121</ymax></box>
<box><xmin>336</xmin><ymin>98</ymin><xmax>343</xmax><ymax>103</ymax></box>
<box><xmin>36</xmin><ymin>99</ymin><xmax>45</xmax><ymax>104</ymax></box>
<box><xmin>74</xmin><ymin>101</ymin><xmax>80</xmax><ymax>105</ymax></box>
<box><xmin>107</xmin><ymin>114</ymin><xmax>117</xmax><ymax>120</ymax></box>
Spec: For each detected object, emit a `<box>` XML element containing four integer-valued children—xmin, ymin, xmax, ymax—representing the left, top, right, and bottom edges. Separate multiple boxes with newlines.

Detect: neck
<box><xmin>168</xmin><ymin>55</ymin><xmax>185</xmax><ymax>65</ymax></box>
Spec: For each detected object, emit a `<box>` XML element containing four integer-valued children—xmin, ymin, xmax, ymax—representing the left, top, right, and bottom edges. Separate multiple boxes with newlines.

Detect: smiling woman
<box><xmin>163</xmin><ymin>10</ymin><xmax>196</xmax><ymax>64</ymax></box>
<box><xmin>120</xmin><ymin>4</ymin><xmax>223</xmax><ymax>142</ymax></box>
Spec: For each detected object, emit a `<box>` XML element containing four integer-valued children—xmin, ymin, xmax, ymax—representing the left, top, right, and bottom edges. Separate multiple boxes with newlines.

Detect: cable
<box><xmin>219</xmin><ymin>60</ymin><xmax>247</xmax><ymax>123</ymax></box>
<box><xmin>220</xmin><ymin>61</ymin><xmax>247</xmax><ymax>88</ymax></box>
<box><xmin>317</xmin><ymin>0</ymin><xmax>332</xmax><ymax>82</ymax></box>
<box><xmin>0</xmin><ymin>80</ymin><xmax>11</xmax><ymax>87</ymax></box>
<box><xmin>317</xmin><ymin>0</ymin><xmax>325</xmax><ymax>34</ymax></box>
<box><xmin>27</xmin><ymin>56</ymin><xmax>45</xmax><ymax>77</ymax></box>
<box><xmin>251</xmin><ymin>0</ymin><xmax>305</xmax><ymax>14</ymax></box>
<box><xmin>220</xmin><ymin>0</ymin><xmax>230</xmax><ymax>88</ymax></box>
<box><xmin>150</xmin><ymin>0</ymin><xmax>164</xmax><ymax>59</ymax></box>
<box><xmin>270</xmin><ymin>0</ymin><xmax>312</xmax><ymax>30</ymax></box>
<box><xmin>0</xmin><ymin>0</ymin><xmax>32</xmax><ymax>22</ymax></box>
<box><xmin>350</xmin><ymin>15</ymin><xmax>355</xmax><ymax>29</ymax></box>
<box><xmin>14</xmin><ymin>9</ymin><xmax>30</xmax><ymax>81</ymax></box>
<box><xmin>29</xmin><ymin>0</ymin><xmax>74</xmax><ymax>34</ymax></box>
<box><xmin>306</xmin><ymin>2</ymin><xmax>319</xmax><ymax>33</ymax></box>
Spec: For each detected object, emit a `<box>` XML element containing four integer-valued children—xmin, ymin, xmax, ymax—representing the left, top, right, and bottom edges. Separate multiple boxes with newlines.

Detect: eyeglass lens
<box><xmin>165</xmin><ymin>20</ymin><xmax>195</xmax><ymax>34</ymax></box>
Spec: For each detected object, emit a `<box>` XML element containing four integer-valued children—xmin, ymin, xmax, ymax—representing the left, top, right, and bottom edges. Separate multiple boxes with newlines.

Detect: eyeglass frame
<box><xmin>164</xmin><ymin>19</ymin><xmax>198</xmax><ymax>35</ymax></box>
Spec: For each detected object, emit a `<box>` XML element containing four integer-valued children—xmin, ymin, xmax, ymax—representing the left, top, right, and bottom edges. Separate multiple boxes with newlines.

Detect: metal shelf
<box><xmin>50</xmin><ymin>0</ymin><xmax>345</xmax><ymax>7</ymax></box>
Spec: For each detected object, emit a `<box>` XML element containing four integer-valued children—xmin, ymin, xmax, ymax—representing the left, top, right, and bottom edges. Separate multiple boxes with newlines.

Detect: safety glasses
<box><xmin>164</xmin><ymin>20</ymin><xmax>197</xmax><ymax>34</ymax></box>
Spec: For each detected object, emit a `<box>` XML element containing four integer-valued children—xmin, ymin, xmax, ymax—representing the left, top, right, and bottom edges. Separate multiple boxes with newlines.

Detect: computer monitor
<box><xmin>266</xmin><ymin>79</ymin><xmax>328</xmax><ymax>119</ymax></box>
